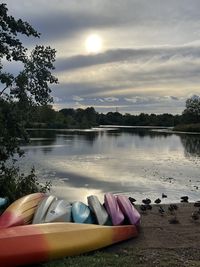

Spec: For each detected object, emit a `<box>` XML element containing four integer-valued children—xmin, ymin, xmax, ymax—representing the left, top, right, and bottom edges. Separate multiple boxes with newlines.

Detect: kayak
<box><xmin>0</xmin><ymin>193</ymin><xmax>46</xmax><ymax>228</ymax></box>
<box><xmin>104</xmin><ymin>193</ymin><xmax>124</xmax><ymax>225</ymax></box>
<box><xmin>117</xmin><ymin>195</ymin><xmax>141</xmax><ymax>226</ymax></box>
<box><xmin>32</xmin><ymin>195</ymin><xmax>57</xmax><ymax>224</ymax></box>
<box><xmin>72</xmin><ymin>201</ymin><xmax>96</xmax><ymax>224</ymax></box>
<box><xmin>87</xmin><ymin>195</ymin><xmax>112</xmax><ymax>225</ymax></box>
<box><xmin>0</xmin><ymin>197</ymin><xmax>8</xmax><ymax>208</ymax></box>
<box><xmin>44</xmin><ymin>199</ymin><xmax>72</xmax><ymax>223</ymax></box>
<box><xmin>0</xmin><ymin>222</ymin><xmax>138</xmax><ymax>266</ymax></box>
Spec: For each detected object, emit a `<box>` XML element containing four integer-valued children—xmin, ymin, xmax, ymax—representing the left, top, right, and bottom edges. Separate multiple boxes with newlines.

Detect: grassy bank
<box><xmin>173</xmin><ymin>123</ymin><xmax>200</xmax><ymax>132</ymax></box>
<box><xmin>38</xmin><ymin>248</ymin><xmax>200</xmax><ymax>267</ymax></box>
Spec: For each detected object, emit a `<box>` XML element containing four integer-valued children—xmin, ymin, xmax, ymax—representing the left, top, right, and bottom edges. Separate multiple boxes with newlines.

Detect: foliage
<box><xmin>173</xmin><ymin>123</ymin><xmax>200</xmax><ymax>133</ymax></box>
<box><xmin>182</xmin><ymin>95</ymin><xmax>200</xmax><ymax>123</ymax></box>
<box><xmin>0</xmin><ymin>3</ymin><xmax>58</xmax><ymax>200</ymax></box>
<box><xmin>0</xmin><ymin>165</ymin><xmax>51</xmax><ymax>202</ymax></box>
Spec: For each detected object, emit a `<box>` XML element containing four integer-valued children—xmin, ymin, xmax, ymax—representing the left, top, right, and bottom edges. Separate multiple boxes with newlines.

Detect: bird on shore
<box><xmin>146</xmin><ymin>204</ymin><xmax>152</xmax><ymax>210</ymax></box>
<box><xmin>154</xmin><ymin>198</ymin><xmax>161</xmax><ymax>204</ymax></box>
<box><xmin>158</xmin><ymin>206</ymin><xmax>165</xmax><ymax>215</ymax></box>
<box><xmin>142</xmin><ymin>198</ymin><xmax>151</xmax><ymax>205</ymax></box>
<box><xmin>168</xmin><ymin>204</ymin><xmax>178</xmax><ymax>214</ymax></box>
<box><xmin>194</xmin><ymin>201</ymin><xmax>200</xmax><ymax>208</ymax></box>
<box><xmin>140</xmin><ymin>204</ymin><xmax>147</xmax><ymax>213</ymax></box>
<box><xmin>169</xmin><ymin>216</ymin><xmax>179</xmax><ymax>224</ymax></box>
<box><xmin>128</xmin><ymin>197</ymin><xmax>136</xmax><ymax>205</ymax></box>
<box><xmin>162</xmin><ymin>193</ymin><xmax>167</xmax><ymax>198</ymax></box>
<box><xmin>180</xmin><ymin>196</ymin><xmax>189</xmax><ymax>203</ymax></box>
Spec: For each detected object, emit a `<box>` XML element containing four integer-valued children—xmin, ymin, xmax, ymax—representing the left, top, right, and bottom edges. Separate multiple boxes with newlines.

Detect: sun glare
<box><xmin>85</xmin><ymin>34</ymin><xmax>102</xmax><ymax>54</ymax></box>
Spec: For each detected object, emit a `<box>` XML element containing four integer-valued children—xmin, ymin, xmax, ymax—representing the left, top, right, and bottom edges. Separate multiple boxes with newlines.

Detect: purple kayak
<box><xmin>104</xmin><ymin>193</ymin><xmax>124</xmax><ymax>225</ymax></box>
<box><xmin>117</xmin><ymin>195</ymin><xmax>141</xmax><ymax>226</ymax></box>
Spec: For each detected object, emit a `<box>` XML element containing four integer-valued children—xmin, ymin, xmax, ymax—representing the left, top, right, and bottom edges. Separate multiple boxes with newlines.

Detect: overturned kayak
<box><xmin>72</xmin><ymin>201</ymin><xmax>96</xmax><ymax>224</ymax></box>
<box><xmin>0</xmin><ymin>197</ymin><xmax>9</xmax><ymax>209</ymax></box>
<box><xmin>117</xmin><ymin>195</ymin><xmax>141</xmax><ymax>226</ymax></box>
<box><xmin>0</xmin><ymin>222</ymin><xmax>138</xmax><ymax>266</ymax></box>
<box><xmin>44</xmin><ymin>199</ymin><xmax>72</xmax><ymax>223</ymax></box>
<box><xmin>104</xmin><ymin>193</ymin><xmax>124</xmax><ymax>225</ymax></box>
<box><xmin>87</xmin><ymin>195</ymin><xmax>112</xmax><ymax>225</ymax></box>
<box><xmin>32</xmin><ymin>195</ymin><xmax>57</xmax><ymax>224</ymax></box>
<box><xmin>0</xmin><ymin>193</ymin><xmax>46</xmax><ymax>228</ymax></box>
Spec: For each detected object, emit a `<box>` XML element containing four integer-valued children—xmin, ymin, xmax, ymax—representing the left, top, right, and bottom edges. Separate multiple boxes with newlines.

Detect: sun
<box><xmin>85</xmin><ymin>34</ymin><xmax>102</xmax><ymax>54</ymax></box>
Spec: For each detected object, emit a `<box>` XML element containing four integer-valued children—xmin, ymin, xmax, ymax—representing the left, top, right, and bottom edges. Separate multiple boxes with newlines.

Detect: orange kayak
<box><xmin>0</xmin><ymin>222</ymin><xmax>138</xmax><ymax>266</ymax></box>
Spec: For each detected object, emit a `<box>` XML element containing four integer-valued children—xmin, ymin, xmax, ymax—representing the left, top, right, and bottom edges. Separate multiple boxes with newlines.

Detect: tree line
<box><xmin>25</xmin><ymin>95</ymin><xmax>200</xmax><ymax>129</ymax></box>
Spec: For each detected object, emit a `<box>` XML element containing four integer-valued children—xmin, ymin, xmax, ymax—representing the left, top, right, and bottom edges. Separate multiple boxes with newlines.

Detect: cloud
<box><xmin>55</xmin><ymin>45</ymin><xmax>200</xmax><ymax>72</ymax></box>
<box><xmin>104</xmin><ymin>97</ymin><xmax>119</xmax><ymax>102</ymax></box>
<box><xmin>72</xmin><ymin>96</ymin><xmax>84</xmax><ymax>101</ymax></box>
<box><xmin>4</xmin><ymin>0</ymin><xmax>200</xmax><ymax>114</ymax></box>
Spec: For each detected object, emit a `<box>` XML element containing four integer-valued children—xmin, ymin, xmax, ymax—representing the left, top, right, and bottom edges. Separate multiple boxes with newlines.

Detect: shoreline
<box><xmin>106</xmin><ymin>202</ymin><xmax>200</xmax><ymax>251</ymax></box>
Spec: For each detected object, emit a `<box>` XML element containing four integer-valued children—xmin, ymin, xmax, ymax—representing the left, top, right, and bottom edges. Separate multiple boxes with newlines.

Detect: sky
<box><xmin>4</xmin><ymin>0</ymin><xmax>200</xmax><ymax>114</ymax></box>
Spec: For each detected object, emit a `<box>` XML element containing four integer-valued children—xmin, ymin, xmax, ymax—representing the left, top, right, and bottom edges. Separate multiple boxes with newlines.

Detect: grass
<box><xmin>31</xmin><ymin>248</ymin><xmax>200</xmax><ymax>267</ymax></box>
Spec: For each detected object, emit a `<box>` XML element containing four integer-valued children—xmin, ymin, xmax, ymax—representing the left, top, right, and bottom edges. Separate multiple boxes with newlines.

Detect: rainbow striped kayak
<box><xmin>0</xmin><ymin>222</ymin><xmax>138</xmax><ymax>266</ymax></box>
<box><xmin>0</xmin><ymin>193</ymin><xmax>46</xmax><ymax>228</ymax></box>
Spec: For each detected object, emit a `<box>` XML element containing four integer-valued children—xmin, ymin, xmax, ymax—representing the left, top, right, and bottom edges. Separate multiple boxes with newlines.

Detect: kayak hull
<box><xmin>87</xmin><ymin>195</ymin><xmax>111</xmax><ymax>225</ymax></box>
<box><xmin>72</xmin><ymin>201</ymin><xmax>96</xmax><ymax>224</ymax></box>
<box><xmin>0</xmin><ymin>222</ymin><xmax>138</xmax><ymax>266</ymax></box>
<box><xmin>0</xmin><ymin>193</ymin><xmax>46</xmax><ymax>228</ymax></box>
<box><xmin>45</xmin><ymin>199</ymin><xmax>72</xmax><ymax>223</ymax></box>
<box><xmin>104</xmin><ymin>193</ymin><xmax>124</xmax><ymax>225</ymax></box>
<box><xmin>32</xmin><ymin>195</ymin><xmax>57</xmax><ymax>224</ymax></box>
<box><xmin>117</xmin><ymin>195</ymin><xmax>141</xmax><ymax>226</ymax></box>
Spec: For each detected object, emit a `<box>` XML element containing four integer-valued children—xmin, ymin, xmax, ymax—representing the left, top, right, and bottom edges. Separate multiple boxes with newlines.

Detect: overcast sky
<box><xmin>4</xmin><ymin>0</ymin><xmax>200</xmax><ymax>114</ymax></box>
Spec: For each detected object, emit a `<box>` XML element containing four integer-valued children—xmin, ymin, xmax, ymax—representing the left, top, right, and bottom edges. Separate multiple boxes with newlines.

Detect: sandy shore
<box><xmin>107</xmin><ymin>203</ymin><xmax>200</xmax><ymax>250</ymax></box>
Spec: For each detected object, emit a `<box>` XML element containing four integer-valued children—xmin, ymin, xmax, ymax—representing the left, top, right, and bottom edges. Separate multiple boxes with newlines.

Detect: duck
<box><xmin>154</xmin><ymin>198</ymin><xmax>161</xmax><ymax>204</ymax></box>
<box><xmin>142</xmin><ymin>198</ymin><xmax>151</xmax><ymax>205</ymax></box>
<box><xmin>158</xmin><ymin>206</ymin><xmax>165</xmax><ymax>215</ymax></box>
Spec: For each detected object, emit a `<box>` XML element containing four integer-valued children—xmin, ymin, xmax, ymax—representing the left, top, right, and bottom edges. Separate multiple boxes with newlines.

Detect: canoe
<box><xmin>44</xmin><ymin>199</ymin><xmax>72</xmax><ymax>223</ymax></box>
<box><xmin>72</xmin><ymin>201</ymin><xmax>96</xmax><ymax>224</ymax></box>
<box><xmin>117</xmin><ymin>195</ymin><xmax>141</xmax><ymax>226</ymax></box>
<box><xmin>0</xmin><ymin>222</ymin><xmax>138</xmax><ymax>266</ymax></box>
<box><xmin>32</xmin><ymin>195</ymin><xmax>57</xmax><ymax>224</ymax></box>
<box><xmin>0</xmin><ymin>193</ymin><xmax>46</xmax><ymax>228</ymax></box>
<box><xmin>87</xmin><ymin>195</ymin><xmax>112</xmax><ymax>225</ymax></box>
<box><xmin>104</xmin><ymin>193</ymin><xmax>124</xmax><ymax>225</ymax></box>
<box><xmin>0</xmin><ymin>197</ymin><xmax>8</xmax><ymax>208</ymax></box>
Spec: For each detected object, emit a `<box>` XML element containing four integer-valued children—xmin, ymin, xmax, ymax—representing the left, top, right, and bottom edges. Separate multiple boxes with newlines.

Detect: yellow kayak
<box><xmin>0</xmin><ymin>222</ymin><xmax>138</xmax><ymax>266</ymax></box>
<box><xmin>0</xmin><ymin>193</ymin><xmax>46</xmax><ymax>228</ymax></box>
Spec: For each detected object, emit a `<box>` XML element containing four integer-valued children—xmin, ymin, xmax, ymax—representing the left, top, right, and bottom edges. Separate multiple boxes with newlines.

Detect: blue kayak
<box><xmin>0</xmin><ymin>197</ymin><xmax>8</xmax><ymax>208</ymax></box>
<box><xmin>72</xmin><ymin>201</ymin><xmax>96</xmax><ymax>224</ymax></box>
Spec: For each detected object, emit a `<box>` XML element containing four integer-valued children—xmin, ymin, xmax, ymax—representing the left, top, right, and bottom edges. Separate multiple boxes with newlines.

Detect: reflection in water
<box><xmin>19</xmin><ymin>128</ymin><xmax>200</xmax><ymax>203</ymax></box>
<box><xmin>180</xmin><ymin>134</ymin><xmax>200</xmax><ymax>158</ymax></box>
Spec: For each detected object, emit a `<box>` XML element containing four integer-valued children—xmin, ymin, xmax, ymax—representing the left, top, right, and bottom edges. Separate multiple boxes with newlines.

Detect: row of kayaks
<box><xmin>0</xmin><ymin>193</ymin><xmax>140</xmax><ymax>266</ymax></box>
<box><xmin>0</xmin><ymin>193</ymin><xmax>140</xmax><ymax>228</ymax></box>
<box><xmin>32</xmin><ymin>193</ymin><xmax>141</xmax><ymax>226</ymax></box>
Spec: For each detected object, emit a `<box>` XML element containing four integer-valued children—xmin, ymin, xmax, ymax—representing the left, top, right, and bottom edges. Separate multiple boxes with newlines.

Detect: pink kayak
<box><xmin>117</xmin><ymin>195</ymin><xmax>141</xmax><ymax>226</ymax></box>
<box><xmin>104</xmin><ymin>193</ymin><xmax>124</xmax><ymax>225</ymax></box>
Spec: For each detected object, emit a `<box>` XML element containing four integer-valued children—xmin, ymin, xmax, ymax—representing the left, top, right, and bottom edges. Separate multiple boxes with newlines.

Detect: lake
<box><xmin>19</xmin><ymin>127</ymin><xmax>200</xmax><ymax>204</ymax></box>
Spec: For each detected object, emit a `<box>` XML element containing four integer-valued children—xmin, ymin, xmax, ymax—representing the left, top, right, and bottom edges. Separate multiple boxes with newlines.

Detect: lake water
<box><xmin>19</xmin><ymin>127</ymin><xmax>200</xmax><ymax>204</ymax></box>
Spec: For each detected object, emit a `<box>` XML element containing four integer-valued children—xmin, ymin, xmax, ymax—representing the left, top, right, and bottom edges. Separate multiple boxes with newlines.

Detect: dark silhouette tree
<box><xmin>182</xmin><ymin>95</ymin><xmax>200</xmax><ymax>123</ymax></box>
<box><xmin>0</xmin><ymin>3</ymin><xmax>58</xmax><ymax>200</ymax></box>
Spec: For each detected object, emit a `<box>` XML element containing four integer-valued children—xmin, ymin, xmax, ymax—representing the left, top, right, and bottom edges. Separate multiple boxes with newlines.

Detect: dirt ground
<box><xmin>98</xmin><ymin>203</ymin><xmax>200</xmax><ymax>266</ymax></box>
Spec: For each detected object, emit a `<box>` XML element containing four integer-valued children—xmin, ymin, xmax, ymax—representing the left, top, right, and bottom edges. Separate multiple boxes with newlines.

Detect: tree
<box><xmin>0</xmin><ymin>3</ymin><xmax>58</xmax><ymax>201</ymax></box>
<box><xmin>182</xmin><ymin>95</ymin><xmax>200</xmax><ymax>123</ymax></box>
